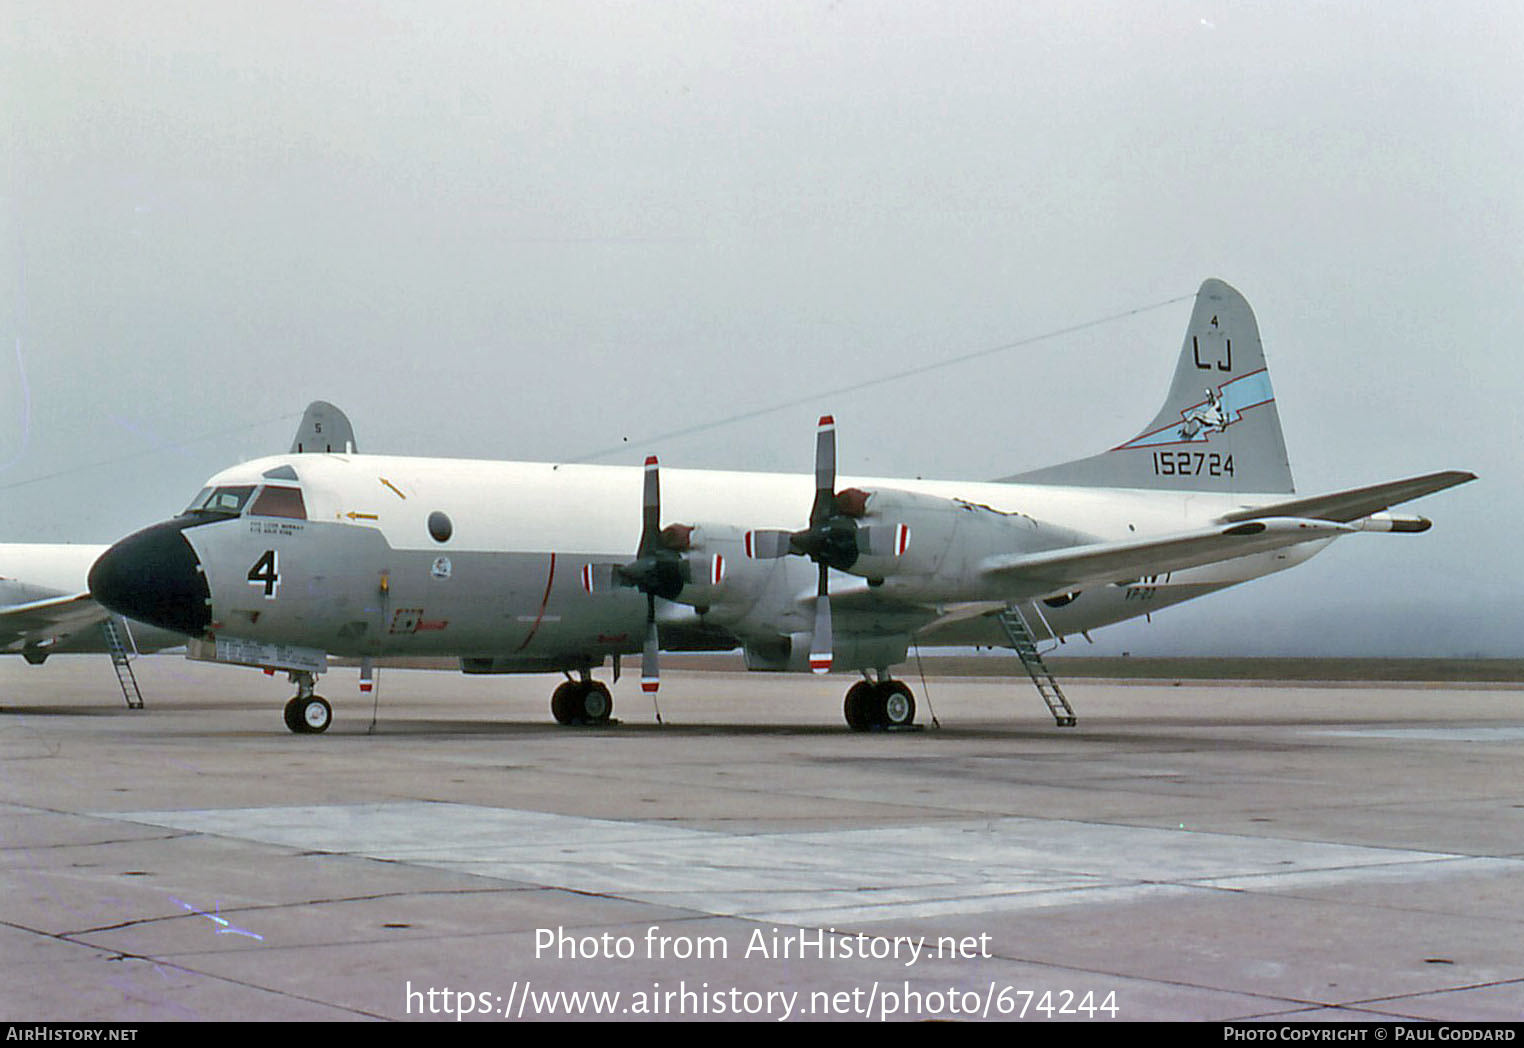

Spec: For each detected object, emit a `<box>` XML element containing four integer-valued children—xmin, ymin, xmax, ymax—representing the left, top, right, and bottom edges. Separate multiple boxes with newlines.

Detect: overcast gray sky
<box><xmin>2</xmin><ymin>1</ymin><xmax>1518</xmax><ymax>655</ymax></box>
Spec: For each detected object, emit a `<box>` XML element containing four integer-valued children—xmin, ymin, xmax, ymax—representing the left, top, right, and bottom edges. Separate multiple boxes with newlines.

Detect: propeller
<box><xmin>582</xmin><ymin>455</ymin><xmax>730</xmax><ymax>699</ymax></box>
<box><xmin>745</xmin><ymin>415</ymin><xmax>865</xmax><ymax>674</ymax></box>
<box><xmin>612</xmin><ymin>456</ymin><xmax>690</xmax><ymax>694</ymax></box>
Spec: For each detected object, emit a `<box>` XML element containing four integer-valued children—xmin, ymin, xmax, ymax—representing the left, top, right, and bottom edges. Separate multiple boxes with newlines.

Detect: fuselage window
<box><xmin>250</xmin><ymin>486</ymin><xmax>308</xmax><ymax>520</ymax></box>
<box><xmin>428</xmin><ymin>511</ymin><xmax>453</xmax><ymax>543</ymax></box>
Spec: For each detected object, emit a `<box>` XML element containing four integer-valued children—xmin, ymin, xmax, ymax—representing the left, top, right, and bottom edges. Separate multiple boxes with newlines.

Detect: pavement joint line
<box><xmin>1340</xmin><ymin>974</ymin><xmax>1524</xmax><ymax>1009</ymax></box>
<box><xmin>54</xmin><ymin>886</ymin><xmax>534</xmax><ymax>938</ymax></box>
<box><xmin>2</xmin><ymin>920</ymin><xmax>389</xmax><ymax>1019</ymax></box>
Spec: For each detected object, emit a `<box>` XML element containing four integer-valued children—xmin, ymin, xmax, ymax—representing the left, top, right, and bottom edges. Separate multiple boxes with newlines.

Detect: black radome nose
<box><xmin>89</xmin><ymin>519</ymin><xmax>212</xmax><ymax>636</ymax></box>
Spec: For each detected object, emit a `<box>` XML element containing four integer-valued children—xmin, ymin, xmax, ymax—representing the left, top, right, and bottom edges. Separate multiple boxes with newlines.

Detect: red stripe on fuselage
<box><xmin>514</xmin><ymin>553</ymin><xmax>557</xmax><ymax>653</ymax></box>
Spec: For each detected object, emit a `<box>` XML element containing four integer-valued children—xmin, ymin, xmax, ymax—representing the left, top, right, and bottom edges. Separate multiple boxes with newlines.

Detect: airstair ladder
<box><xmin>996</xmin><ymin>604</ymin><xmax>1076</xmax><ymax>727</ymax></box>
<box><xmin>101</xmin><ymin>617</ymin><xmax>144</xmax><ymax>710</ymax></box>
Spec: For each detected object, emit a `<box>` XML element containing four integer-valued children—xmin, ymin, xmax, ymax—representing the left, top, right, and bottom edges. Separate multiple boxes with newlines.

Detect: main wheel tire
<box><xmin>580</xmin><ymin>681</ymin><xmax>613</xmax><ymax>723</ymax></box>
<box><xmin>880</xmin><ymin>681</ymin><xmax>916</xmax><ymax>727</ymax></box>
<box><xmin>283</xmin><ymin>697</ymin><xmax>306</xmax><ymax>734</ymax></box>
<box><xmin>843</xmin><ymin>681</ymin><xmax>876</xmax><ymax>731</ymax></box>
<box><xmin>300</xmin><ymin>696</ymin><xmax>332</xmax><ymax>734</ymax></box>
<box><xmin>551</xmin><ymin>681</ymin><xmax>580</xmax><ymax>724</ymax></box>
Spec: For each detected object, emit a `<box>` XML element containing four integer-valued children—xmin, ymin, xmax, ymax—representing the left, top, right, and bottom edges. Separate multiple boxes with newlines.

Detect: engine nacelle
<box><xmin>582</xmin><ymin>522</ymin><xmax>782</xmax><ymax>614</ymax></box>
<box><xmin>834</xmin><ymin>488</ymin><xmax>1094</xmax><ymax>601</ymax></box>
<box><xmin>743</xmin><ymin>631</ymin><xmax>909</xmax><ymax>673</ymax></box>
<box><xmin>666</xmin><ymin>522</ymin><xmax>777</xmax><ymax>611</ymax></box>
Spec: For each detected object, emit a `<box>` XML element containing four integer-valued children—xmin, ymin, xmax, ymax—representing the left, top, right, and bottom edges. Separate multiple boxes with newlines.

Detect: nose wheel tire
<box><xmin>284</xmin><ymin>695</ymin><xmax>332</xmax><ymax>734</ymax></box>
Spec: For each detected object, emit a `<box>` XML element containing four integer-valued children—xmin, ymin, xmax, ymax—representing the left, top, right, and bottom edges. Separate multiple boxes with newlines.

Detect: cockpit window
<box><xmin>250</xmin><ymin>485</ymin><xmax>307</xmax><ymax>520</ymax></box>
<box><xmin>186</xmin><ymin>485</ymin><xmax>256</xmax><ymax>516</ymax></box>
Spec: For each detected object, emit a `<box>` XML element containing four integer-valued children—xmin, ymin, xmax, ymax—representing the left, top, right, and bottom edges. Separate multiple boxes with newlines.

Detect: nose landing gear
<box><xmin>283</xmin><ymin>671</ymin><xmax>332</xmax><ymax>734</ymax></box>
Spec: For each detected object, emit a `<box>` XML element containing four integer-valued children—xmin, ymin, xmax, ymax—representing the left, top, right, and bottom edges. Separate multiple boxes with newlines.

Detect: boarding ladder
<box><xmin>101</xmin><ymin>617</ymin><xmax>144</xmax><ymax>710</ymax></box>
<box><xmin>995</xmin><ymin>603</ymin><xmax>1076</xmax><ymax>727</ymax></box>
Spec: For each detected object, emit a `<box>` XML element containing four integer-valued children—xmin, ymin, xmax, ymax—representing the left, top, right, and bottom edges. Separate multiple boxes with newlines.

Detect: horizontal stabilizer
<box><xmin>1217</xmin><ymin>471</ymin><xmax>1476</xmax><ymax>525</ymax></box>
<box><xmin>981</xmin><ymin>518</ymin><xmax>1351</xmax><ymax>599</ymax></box>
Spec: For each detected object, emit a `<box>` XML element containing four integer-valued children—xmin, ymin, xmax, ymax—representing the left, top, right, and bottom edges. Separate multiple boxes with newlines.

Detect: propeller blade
<box><xmin>637</xmin><ymin>455</ymin><xmax>661</xmax><ymax>557</ymax></box>
<box><xmin>810</xmin><ymin>415</ymin><xmax>836</xmax><ymax>526</ymax></box>
<box><xmin>641</xmin><ymin>594</ymin><xmax>660</xmax><ymax>693</ymax></box>
<box><xmin>809</xmin><ymin>561</ymin><xmax>832</xmax><ymax>673</ymax></box>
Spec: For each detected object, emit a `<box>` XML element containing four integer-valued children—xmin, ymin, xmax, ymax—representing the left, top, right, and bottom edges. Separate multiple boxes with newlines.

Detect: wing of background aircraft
<box><xmin>0</xmin><ymin>590</ymin><xmax>108</xmax><ymax>661</ymax></box>
<box><xmin>1</xmin><ymin>545</ymin><xmax>115</xmax><ymax>662</ymax></box>
<box><xmin>0</xmin><ymin>544</ymin><xmax>183</xmax><ymax>700</ymax></box>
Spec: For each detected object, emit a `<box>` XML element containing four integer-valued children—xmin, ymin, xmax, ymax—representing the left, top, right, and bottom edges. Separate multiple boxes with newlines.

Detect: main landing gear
<box><xmin>551</xmin><ymin>673</ymin><xmax>614</xmax><ymax>726</ymax></box>
<box><xmin>843</xmin><ymin>677</ymin><xmax>918</xmax><ymax>731</ymax></box>
<box><xmin>282</xmin><ymin>670</ymin><xmax>332</xmax><ymax>734</ymax></box>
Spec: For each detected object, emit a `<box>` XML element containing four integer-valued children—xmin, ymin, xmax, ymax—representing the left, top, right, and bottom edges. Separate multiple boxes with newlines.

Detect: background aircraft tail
<box><xmin>290</xmin><ymin>401</ymin><xmax>359</xmax><ymax>455</ymax></box>
<box><xmin>1003</xmin><ymin>278</ymin><xmax>1295</xmax><ymax>494</ymax></box>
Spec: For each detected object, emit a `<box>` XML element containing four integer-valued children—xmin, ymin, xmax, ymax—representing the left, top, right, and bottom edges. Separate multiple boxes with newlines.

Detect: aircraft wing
<box><xmin>979</xmin><ymin>518</ymin><xmax>1353</xmax><ymax>600</ymax></box>
<box><xmin>0</xmin><ymin>592</ymin><xmax>110</xmax><ymax>655</ymax></box>
<box><xmin>1217</xmin><ymin>471</ymin><xmax>1476</xmax><ymax>525</ymax></box>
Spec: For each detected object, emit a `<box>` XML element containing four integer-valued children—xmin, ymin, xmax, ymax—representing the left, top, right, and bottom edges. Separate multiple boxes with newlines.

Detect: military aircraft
<box><xmin>87</xmin><ymin>280</ymin><xmax>1473</xmax><ymax>733</ymax></box>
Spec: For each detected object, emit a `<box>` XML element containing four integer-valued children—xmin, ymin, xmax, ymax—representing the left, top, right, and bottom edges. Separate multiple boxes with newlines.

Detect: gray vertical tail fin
<box><xmin>289</xmin><ymin>401</ymin><xmax>359</xmax><ymax>454</ymax></box>
<box><xmin>1002</xmin><ymin>278</ymin><xmax>1294</xmax><ymax>493</ymax></box>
